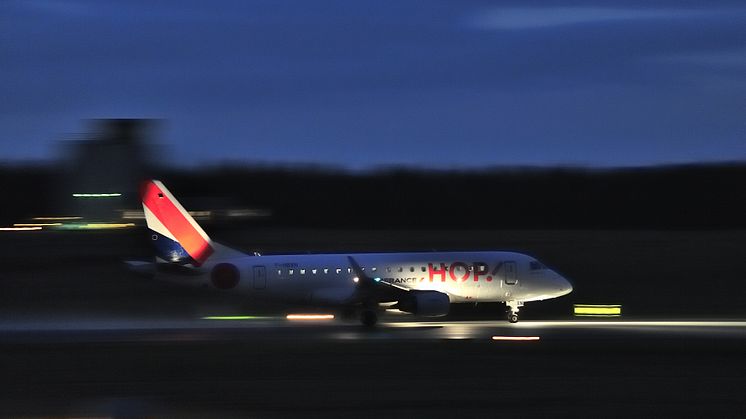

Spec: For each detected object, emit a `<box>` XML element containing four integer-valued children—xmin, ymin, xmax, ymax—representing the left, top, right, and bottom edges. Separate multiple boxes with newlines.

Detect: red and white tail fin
<box><xmin>141</xmin><ymin>180</ymin><xmax>214</xmax><ymax>266</ymax></box>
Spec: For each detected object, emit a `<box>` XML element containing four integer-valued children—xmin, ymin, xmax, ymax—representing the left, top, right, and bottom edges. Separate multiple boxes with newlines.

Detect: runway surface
<box><xmin>3</xmin><ymin>317</ymin><xmax>746</xmax><ymax>417</ymax></box>
<box><xmin>4</xmin><ymin>317</ymin><xmax>746</xmax><ymax>343</ymax></box>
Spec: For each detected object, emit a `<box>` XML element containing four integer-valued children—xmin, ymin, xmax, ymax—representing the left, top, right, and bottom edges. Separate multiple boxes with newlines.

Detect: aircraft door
<box><xmin>253</xmin><ymin>265</ymin><xmax>267</xmax><ymax>289</ymax></box>
<box><xmin>504</xmin><ymin>261</ymin><xmax>517</xmax><ymax>285</ymax></box>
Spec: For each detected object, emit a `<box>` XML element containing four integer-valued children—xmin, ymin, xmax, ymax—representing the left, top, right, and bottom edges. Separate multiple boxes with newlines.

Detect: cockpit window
<box><xmin>529</xmin><ymin>261</ymin><xmax>546</xmax><ymax>271</ymax></box>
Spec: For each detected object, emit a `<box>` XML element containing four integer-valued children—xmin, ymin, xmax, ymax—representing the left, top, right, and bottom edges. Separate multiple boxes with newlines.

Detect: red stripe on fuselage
<box><xmin>141</xmin><ymin>181</ymin><xmax>213</xmax><ymax>265</ymax></box>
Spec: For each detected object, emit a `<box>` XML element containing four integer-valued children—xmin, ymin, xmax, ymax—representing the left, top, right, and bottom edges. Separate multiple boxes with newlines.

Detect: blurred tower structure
<box><xmin>62</xmin><ymin>119</ymin><xmax>155</xmax><ymax>221</ymax></box>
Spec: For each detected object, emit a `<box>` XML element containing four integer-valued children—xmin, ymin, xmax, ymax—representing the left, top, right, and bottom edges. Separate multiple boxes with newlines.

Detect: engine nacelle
<box><xmin>396</xmin><ymin>290</ymin><xmax>450</xmax><ymax>317</ymax></box>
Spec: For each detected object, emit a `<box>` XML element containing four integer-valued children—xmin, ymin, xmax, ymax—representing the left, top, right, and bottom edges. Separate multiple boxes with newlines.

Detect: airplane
<box><xmin>128</xmin><ymin>180</ymin><xmax>573</xmax><ymax>326</ymax></box>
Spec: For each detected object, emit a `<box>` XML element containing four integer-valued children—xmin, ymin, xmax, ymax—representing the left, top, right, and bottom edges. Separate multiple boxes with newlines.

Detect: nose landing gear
<box><xmin>506</xmin><ymin>300</ymin><xmax>524</xmax><ymax>323</ymax></box>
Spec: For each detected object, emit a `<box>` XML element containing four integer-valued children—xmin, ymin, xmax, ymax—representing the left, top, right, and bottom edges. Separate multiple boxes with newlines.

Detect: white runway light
<box><xmin>492</xmin><ymin>336</ymin><xmax>541</xmax><ymax>341</ymax></box>
<box><xmin>0</xmin><ymin>226</ymin><xmax>42</xmax><ymax>231</ymax></box>
<box><xmin>286</xmin><ymin>314</ymin><xmax>335</xmax><ymax>320</ymax></box>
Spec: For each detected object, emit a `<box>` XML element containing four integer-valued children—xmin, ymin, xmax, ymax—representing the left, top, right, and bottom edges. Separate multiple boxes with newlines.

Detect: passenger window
<box><xmin>336</xmin><ymin>268</ymin><xmax>341</xmax><ymax>274</ymax></box>
<box><xmin>421</xmin><ymin>266</ymin><xmax>426</xmax><ymax>272</ymax></box>
<box><xmin>410</xmin><ymin>267</ymin><xmax>414</xmax><ymax>272</ymax></box>
<box><xmin>398</xmin><ymin>267</ymin><xmax>403</xmax><ymax>272</ymax></box>
<box><xmin>311</xmin><ymin>269</ymin><xmax>317</xmax><ymax>274</ymax></box>
<box><xmin>277</xmin><ymin>269</ymin><xmax>282</xmax><ymax>275</ymax></box>
<box><xmin>371</xmin><ymin>267</ymin><xmax>377</xmax><ymax>272</ymax></box>
<box><xmin>386</xmin><ymin>267</ymin><xmax>391</xmax><ymax>273</ymax></box>
<box><xmin>300</xmin><ymin>269</ymin><xmax>306</xmax><ymax>275</ymax></box>
<box><xmin>348</xmin><ymin>268</ymin><xmax>352</xmax><ymax>273</ymax></box>
<box><xmin>289</xmin><ymin>269</ymin><xmax>294</xmax><ymax>275</ymax></box>
<box><xmin>323</xmin><ymin>268</ymin><xmax>329</xmax><ymax>274</ymax></box>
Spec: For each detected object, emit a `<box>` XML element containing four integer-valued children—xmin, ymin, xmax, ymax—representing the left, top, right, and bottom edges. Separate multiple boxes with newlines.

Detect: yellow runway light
<box><xmin>0</xmin><ymin>226</ymin><xmax>42</xmax><ymax>231</ymax></box>
<box><xmin>573</xmin><ymin>304</ymin><xmax>622</xmax><ymax>316</ymax></box>
<box><xmin>13</xmin><ymin>223</ymin><xmax>62</xmax><ymax>227</ymax></box>
<box><xmin>492</xmin><ymin>336</ymin><xmax>541</xmax><ymax>341</ymax></box>
<box><xmin>82</xmin><ymin>223</ymin><xmax>135</xmax><ymax>229</ymax></box>
<box><xmin>286</xmin><ymin>314</ymin><xmax>335</xmax><ymax>320</ymax></box>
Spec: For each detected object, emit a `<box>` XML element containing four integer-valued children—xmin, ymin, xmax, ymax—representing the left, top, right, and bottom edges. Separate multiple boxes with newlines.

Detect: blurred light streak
<box><xmin>227</xmin><ymin>208</ymin><xmax>271</xmax><ymax>217</ymax></box>
<box><xmin>0</xmin><ymin>226</ymin><xmax>42</xmax><ymax>231</ymax></box>
<box><xmin>202</xmin><ymin>316</ymin><xmax>269</xmax><ymax>320</ymax></box>
<box><xmin>14</xmin><ymin>223</ymin><xmax>62</xmax><ymax>227</ymax></box>
<box><xmin>286</xmin><ymin>314</ymin><xmax>335</xmax><ymax>320</ymax></box>
<box><xmin>492</xmin><ymin>336</ymin><xmax>540</xmax><ymax>341</ymax></box>
<box><xmin>72</xmin><ymin>193</ymin><xmax>122</xmax><ymax>198</ymax></box>
<box><xmin>513</xmin><ymin>321</ymin><xmax>746</xmax><ymax>328</ymax></box>
<box><xmin>59</xmin><ymin>223</ymin><xmax>135</xmax><ymax>230</ymax></box>
<box><xmin>83</xmin><ymin>223</ymin><xmax>135</xmax><ymax>229</ymax></box>
<box><xmin>121</xmin><ymin>210</ymin><xmax>145</xmax><ymax>219</ymax></box>
<box><xmin>188</xmin><ymin>210</ymin><xmax>211</xmax><ymax>219</ymax></box>
<box><xmin>32</xmin><ymin>216</ymin><xmax>82</xmax><ymax>220</ymax></box>
<box><xmin>385</xmin><ymin>309</ymin><xmax>408</xmax><ymax>315</ymax></box>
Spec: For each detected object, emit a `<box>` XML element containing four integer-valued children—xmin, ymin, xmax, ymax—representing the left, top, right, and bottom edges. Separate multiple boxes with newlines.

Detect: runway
<box><xmin>3</xmin><ymin>317</ymin><xmax>746</xmax><ymax>343</ymax></box>
<box><xmin>3</xmin><ymin>317</ymin><xmax>746</xmax><ymax>417</ymax></box>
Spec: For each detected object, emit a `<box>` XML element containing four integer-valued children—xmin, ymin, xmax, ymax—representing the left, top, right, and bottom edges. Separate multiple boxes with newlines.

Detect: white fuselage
<box><xmin>158</xmin><ymin>250</ymin><xmax>573</xmax><ymax>307</ymax></box>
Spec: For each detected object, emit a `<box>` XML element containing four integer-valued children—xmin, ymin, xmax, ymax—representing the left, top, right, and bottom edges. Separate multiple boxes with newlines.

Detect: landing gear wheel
<box><xmin>360</xmin><ymin>310</ymin><xmax>378</xmax><ymax>327</ymax></box>
<box><xmin>505</xmin><ymin>300</ymin><xmax>522</xmax><ymax>323</ymax></box>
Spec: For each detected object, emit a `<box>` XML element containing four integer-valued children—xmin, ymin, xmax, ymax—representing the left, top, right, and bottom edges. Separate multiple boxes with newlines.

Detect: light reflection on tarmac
<box><xmin>3</xmin><ymin>318</ymin><xmax>746</xmax><ymax>343</ymax></box>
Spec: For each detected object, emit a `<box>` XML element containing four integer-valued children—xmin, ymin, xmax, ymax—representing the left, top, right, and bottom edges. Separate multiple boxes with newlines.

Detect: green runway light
<box><xmin>201</xmin><ymin>315</ymin><xmax>271</xmax><ymax>320</ymax></box>
<box><xmin>72</xmin><ymin>193</ymin><xmax>122</xmax><ymax>198</ymax></box>
<box><xmin>56</xmin><ymin>222</ymin><xmax>134</xmax><ymax>230</ymax></box>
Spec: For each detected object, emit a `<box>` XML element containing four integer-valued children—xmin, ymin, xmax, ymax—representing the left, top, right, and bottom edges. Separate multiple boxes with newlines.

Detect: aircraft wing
<box><xmin>347</xmin><ymin>255</ymin><xmax>415</xmax><ymax>302</ymax></box>
<box><xmin>347</xmin><ymin>256</ymin><xmax>451</xmax><ymax>316</ymax></box>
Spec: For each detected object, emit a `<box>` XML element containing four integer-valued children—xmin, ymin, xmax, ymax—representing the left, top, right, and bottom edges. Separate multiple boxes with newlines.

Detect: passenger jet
<box><xmin>129</xmin><ymin>180</ymin><xmax>573</xmax><ymax>326</ymax></box>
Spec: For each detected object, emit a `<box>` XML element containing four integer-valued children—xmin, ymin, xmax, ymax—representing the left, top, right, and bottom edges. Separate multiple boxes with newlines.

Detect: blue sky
<box><xmin>1</xmin><ymin>0</ymin><xmax>745</xmax><ymax>168</ymax></box>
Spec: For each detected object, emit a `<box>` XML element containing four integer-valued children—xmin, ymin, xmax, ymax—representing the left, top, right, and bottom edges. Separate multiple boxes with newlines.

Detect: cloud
<box><xmin>467</xmin><ymin>7</ymin><xmax>723</xmax><ymax>30</ymax></box>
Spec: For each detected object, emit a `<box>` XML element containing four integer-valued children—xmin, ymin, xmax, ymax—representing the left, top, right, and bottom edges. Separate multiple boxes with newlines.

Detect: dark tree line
<box><xmin>2</xmin><ymin>162</ymin><xmax>746</xmax><ymax>229</ymax></box>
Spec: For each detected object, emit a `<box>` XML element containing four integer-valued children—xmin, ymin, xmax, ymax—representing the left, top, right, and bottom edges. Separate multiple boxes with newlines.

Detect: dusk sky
<box><xmin>2</xmin><ymin>0</ymin><xmax>745</xmax><ymax>168</ymax></box>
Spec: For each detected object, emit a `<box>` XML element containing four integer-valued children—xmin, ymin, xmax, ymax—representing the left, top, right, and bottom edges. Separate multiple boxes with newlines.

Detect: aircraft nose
<box><xmin>552</xmin><ymin>271</ymin><xmax>573</xmax><ymax>296</ymax></box>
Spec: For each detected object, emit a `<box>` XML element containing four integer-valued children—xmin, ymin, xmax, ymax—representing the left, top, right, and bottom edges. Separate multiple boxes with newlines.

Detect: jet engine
<box><xmin>395</xmin><ymin>290</ymin><xmax>450</xmax><ymax>317</ymax></box>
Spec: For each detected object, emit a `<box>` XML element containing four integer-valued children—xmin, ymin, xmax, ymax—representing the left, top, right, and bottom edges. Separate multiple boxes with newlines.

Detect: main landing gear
<box><xmin>506</xmin><ymin>300</ymin><xmax>524</xmax><ymax>323</ymax></box>
<box><xmin>360</xmin><ymin>309</ymin><xmax>378</xmax><ymax>327</ymax></box>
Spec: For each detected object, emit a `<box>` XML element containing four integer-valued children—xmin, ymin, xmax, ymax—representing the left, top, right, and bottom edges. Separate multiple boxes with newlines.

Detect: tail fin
<box><xmin>141</xmin><ymin>180</ymin><xmax>214</xmax><ymax>266</ymax></box>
